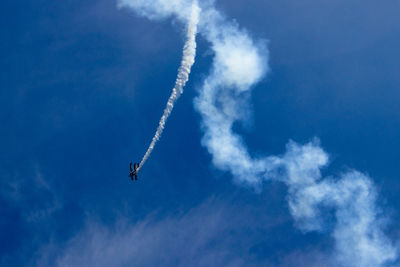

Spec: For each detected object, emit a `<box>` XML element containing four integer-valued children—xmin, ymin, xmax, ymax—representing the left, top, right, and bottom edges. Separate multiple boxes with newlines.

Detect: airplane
<box><xmin>129</xmin><ymin>162</ymin><xmax>139</xmax><ymax>181</ymax></box>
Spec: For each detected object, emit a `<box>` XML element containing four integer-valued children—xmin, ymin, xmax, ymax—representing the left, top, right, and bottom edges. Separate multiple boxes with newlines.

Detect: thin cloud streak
<box><xmin>35</xmin><ymin>198</ymin><xmax>285</xmax><ymax>267</ymax></box>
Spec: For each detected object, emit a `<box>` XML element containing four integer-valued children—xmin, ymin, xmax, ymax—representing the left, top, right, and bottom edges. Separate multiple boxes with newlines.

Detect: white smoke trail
<box><xmin>193</xmin><ymin>6</ymin><xmax>397</xmax><ymax>264</ymax></box>
<box><xmin>118</xmin><ymin>1</ymin><xmax>398</xmax><ymax>266</ymax></box>
<box><xmin>193</xmin><ymin>7</ymin><xmax>398</xmax><ymax>265</ymax></box>
<box><xmin>134</xmin><ymin>2</ymin><xmax>200</xmax><ymax>171</ymax></box>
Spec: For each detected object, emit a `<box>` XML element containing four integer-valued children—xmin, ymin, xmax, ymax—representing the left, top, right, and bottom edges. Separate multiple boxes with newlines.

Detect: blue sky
<box><xmin>1</xmin><ymin>0</ymin><xmax>400</xmax><ymax>266</ymax></box>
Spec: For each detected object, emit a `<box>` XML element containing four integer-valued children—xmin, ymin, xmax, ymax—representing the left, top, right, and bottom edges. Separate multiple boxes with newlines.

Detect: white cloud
<box><xmin>1</xmin><ymin>166</ymin><xmax>61</xmax><ymax>223</ymax></box>
<box><xmin>35</xmin><ymin>198</ymin><xmax>287</xmax><ymax>267</ymax></box>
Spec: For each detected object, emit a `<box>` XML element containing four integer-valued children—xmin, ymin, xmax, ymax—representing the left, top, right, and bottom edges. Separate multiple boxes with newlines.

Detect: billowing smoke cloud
<box><xmin>279</xmin><ymin>141</ymin><xmax>397</xmax><ymax>266</ymax></box>
<box><xmin>118</xmin><ymin>0</ymin><xmax>397</xmax><ymax>266</ymax></box>
<box><xmin>119</xmin><ymin>0</ymin><xmax>200</xmax><ymax>170</ymax></box>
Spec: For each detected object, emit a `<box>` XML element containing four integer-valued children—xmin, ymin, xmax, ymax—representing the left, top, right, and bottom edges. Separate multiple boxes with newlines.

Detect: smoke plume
<box><xmin>119</xmin><ymin>1</ymin><xmax>200</xmax><ymax>171</ymax></box>
<box><xmin>119</xmin><ymin>0</ymin><xmax>397</xmax><ymax>266</ymax></box>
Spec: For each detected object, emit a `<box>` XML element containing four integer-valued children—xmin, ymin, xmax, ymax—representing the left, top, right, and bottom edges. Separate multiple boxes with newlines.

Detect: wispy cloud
<box><xmin>35</xmin><ymin>198</ymin><xmax>287</xmax><ymax>267</ymax></box>
<box><xmin>0</xmin><ymin>165</ymin><xmax>62</xmax><ymax>266</ymax></box>
<box><xmin>1</xmin><ymin>165</ymin><xmax>61</xmax><ymax>223</ymax></box>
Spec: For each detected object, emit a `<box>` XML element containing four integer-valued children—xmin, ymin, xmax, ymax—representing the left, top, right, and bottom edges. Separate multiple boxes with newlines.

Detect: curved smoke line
<box><xmin>137</xmin><ymin>2</ymin><xmax>200</xmax><ymax>171</ymax></box>
<box><xmin>118</xmin><ymin>1</ymin><xmax>397</xmax><ymax>266</ymax></box>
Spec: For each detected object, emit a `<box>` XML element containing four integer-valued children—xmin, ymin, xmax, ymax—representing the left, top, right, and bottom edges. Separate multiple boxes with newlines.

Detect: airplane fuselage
<box><xmin>129</xmin><ymin>162</ymin><xmax>139</xmax><ymax>181</ymax></box>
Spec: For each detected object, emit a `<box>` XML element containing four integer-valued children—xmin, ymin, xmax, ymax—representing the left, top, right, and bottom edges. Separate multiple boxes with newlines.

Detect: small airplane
<box><xmin>129</xmin><ymin>162</ymin><xmax>139</xmax><ymax>181</ymax></box>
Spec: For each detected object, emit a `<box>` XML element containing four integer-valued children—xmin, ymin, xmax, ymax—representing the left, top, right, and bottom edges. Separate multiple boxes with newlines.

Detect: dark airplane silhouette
<box><xmin>129</xmin><ymin>162</ymin><xmax>139</xmax><ymax>181</ymax></box>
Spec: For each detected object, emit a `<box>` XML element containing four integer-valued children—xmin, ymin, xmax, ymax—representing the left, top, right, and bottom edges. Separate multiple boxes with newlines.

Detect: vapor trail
<box><xmin>118</xmin><ymin>0</ymin><xmax>397</xmax><ymax>265</ymax></box>
<box><xmin>137</xmin><ymin>2</ymin><xmax>200</xmax><ymax>171</ymax></box>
